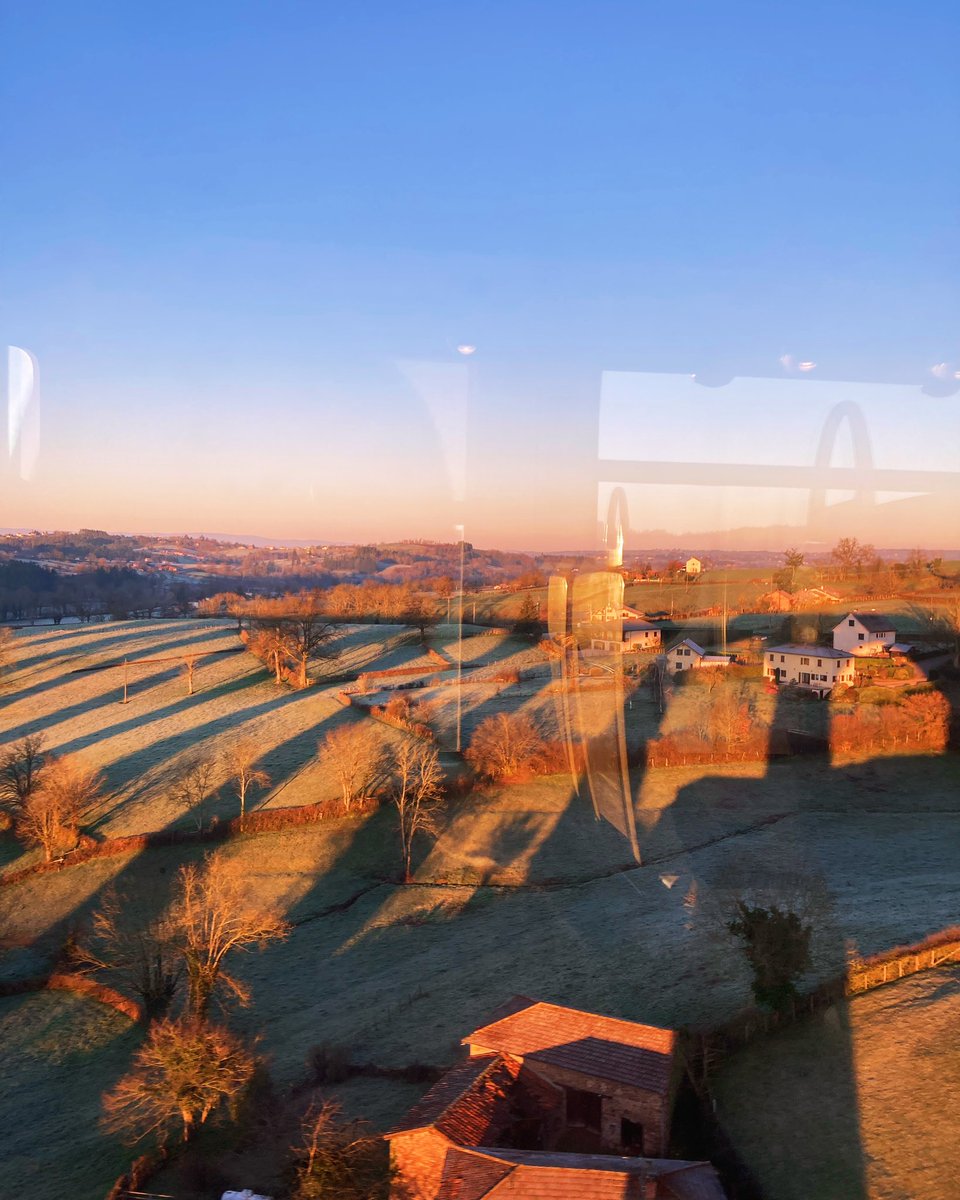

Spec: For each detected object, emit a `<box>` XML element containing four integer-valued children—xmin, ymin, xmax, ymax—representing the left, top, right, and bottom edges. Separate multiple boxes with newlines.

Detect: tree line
<box><xmin>0</xmin><ymin>561</ymin><xmax>193</xmax><ymax>623</ymax></box>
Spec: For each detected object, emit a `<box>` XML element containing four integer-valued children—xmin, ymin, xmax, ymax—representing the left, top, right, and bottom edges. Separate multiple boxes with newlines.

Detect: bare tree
<box><xmin>102</xmin><ymin>1017</ymin><xmax>255</xmax><ymax>1146</ymax></box>
<box><xmin>830</xmin><ymin>536</ymin><xmax>860</xmax><ymax>580</ymax></box>
<box><xmin>248</xmin><ymin>593</ymin><xmax>338</xmax><ymax>688</ymax></box>
<box><xmin>0</xmin><ymin>626</ymin><xmax>13</xmax><ymax>677</ymax></box>
<box><xmin>182</xmin><ymin>654</ymin><xmax>199</xmax><ymax>696</ymax></box>
<box><xmin>224</xmin><ymin>737</ymin><xmax>271</xmax><ymax>829</ymax></box>
<box><xmin>392</xmin><ymin>741</ymin><xmax>445</xmax><ymax>883</ymax></box>
<box><xmin>707</xmin><ymin>683</ymin><xmax>753</xmax><ymax>748</ymax></box>
<box><xmin>283</xmin><ymin>593</ymin><xmax>338</xmax><ymax>688</ymax></box>
<box><xmin>16</xmin><ymin>753</ymin><xmax>102</xmax><ymax>862</ymax></box>
<box><xmin>175</xmin><ymin>756</ymin><xmax>216</xmax><ymax>832</ymax></box>
<box><xmin>172</xmin><ymin>851</ymin><xmax>290</xmax><ymax>1020</ymax></box>
<box><xmin>290</xmin><ymin>1099</ymin><xmax>392</xmax><ymax>1200</ymax></box>
<box><xmin>402</xmin><ymin>595</ymin><xmax>438</xmax><ymax>643</ymax></box>
<box><xmin>0</xmin><ymin>733</ymin><xmax>46</xmax><ymax>813</ymax></box>
<box><xmin>465</xmin><ymin>712</ymin><xmax>545</xmax><ymax>779</ymax></box>
<box><xmin>73</xmin><ymin>887</ymin><xmax>183</xmax><ymax>1018</ymax></box>
<box><xmin>320</xmin><ymin>723</ymin><xmax>387</xmax><ymax>810</ymax></box>
<box><xmin>196</xmin><ymin>591</ymin><xmax>246</xmax><ymax>630</ymax></box>
<box><xmin>249</xmin><ymin>622</ymin><xmax>291</xmax><ymax>685</ymax></box>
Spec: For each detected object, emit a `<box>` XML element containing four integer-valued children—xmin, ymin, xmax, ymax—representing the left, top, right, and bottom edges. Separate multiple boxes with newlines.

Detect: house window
<box><xmin>780</xmin><ymin>655</ymin><xmax>785</xmax><ymax>663</ymax></box>
<box><xmin>849</xmin><ymin>620</ymin><xmax>855</xmax><ymax>626</ymax></box>
<box><xmin>675</xmin><ymin>661</ymin><xmax>682</xmax><ymax>671</ymax></box>
<box><xmin>768</xmin><ymin>654</ymin><xmax>774</xmax><ymax>661</ymax></box>
<box><xmin>801</xmin><ymin>657</ymin><xmax>809</xmax><ymax>665</ymax></box>
<box><xmin>817</xmin><ymin>659</ymin><xmax>822</xmax><ymax>667</ymax></box>
<box><xmin>566</xmin><ymin>1087</ymin><xmax>602</xmax><ymax>1132</ymax></box>
<box><xmin>858</xmin><ymin>633</ymin><xmax>864</xmax><ymax>641</ymax></box>
<box><xmin>621</xmin><ymin>1117</ymin><xmax>644</xmax><ymax>1153</ymax></box>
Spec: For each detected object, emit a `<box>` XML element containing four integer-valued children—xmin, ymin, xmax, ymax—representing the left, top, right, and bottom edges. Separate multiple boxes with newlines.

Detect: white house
<box><xmin>664</xmin><ymin>638</ymin><xmax>731</xmax><ymax>672</ymax></box>
<box><xmin>685</xmin><ymin>557</ymin><xmax>702</xmax><ymax>576</ymax></box>
<box><xmin>764</xmin><ymin>644</ymin><xmax>855</xmax><ymax>697</ymax></box>
<box><xmin>832</xmin><ymin>612</ymin><xmax>896</xmax><ymax>656</ymax></box>
<box><xmin>589</xmin><ymin>620</ymin><xmax>663</xmax><ymax>654</ymax></box>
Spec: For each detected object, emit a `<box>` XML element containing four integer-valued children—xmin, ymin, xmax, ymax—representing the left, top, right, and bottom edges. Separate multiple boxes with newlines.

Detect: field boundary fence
<box><xmin>685</xmin><ymin>926</ymin><xmax>960</xmax><ymax>1090</ymax></box>
<box><xmin>0</xmin><ymin>795</ymin><xmax>380</xmax><ymax>889</ymax></box>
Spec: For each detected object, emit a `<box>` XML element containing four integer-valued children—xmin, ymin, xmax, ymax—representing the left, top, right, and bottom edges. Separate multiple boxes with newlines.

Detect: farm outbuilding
<box><xmin>384</xmin><ymin>998</ymin><xmax>727</xmax><ymax>1199</ymax></box>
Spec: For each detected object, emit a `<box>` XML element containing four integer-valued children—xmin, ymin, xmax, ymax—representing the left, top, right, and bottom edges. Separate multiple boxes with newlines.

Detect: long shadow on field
<box><xmin>7</xmin><ymin>620</ymin><xmax>238</xmax><ymax>677</ymax></box>
<box><xmin>1</xmin><ymin>675</ymin><xmax>136</xmax><ymax>737</ymax></box>
<box><xmin>895</xmin><ymin>971</ymin><xmax>960</xmax><ymax>1010</ymax></box>
<box><xmin>87</xmin><ymin>687</ymin><xmax>327</xmax><ymax>830</ymax></box>
<box><xmin>38</xmin><ymin>666</ymin><xmax>264</xmax><ymax>761</ymax></box>
<box><xmin>249</xmin><ymin>704</ymin><xmax>376</xmax><ymax>814</ymax></box>
<box><xmin>0</xmin><ymin>626</ymin><xmax>242</xmax><ymax>720</ymax></box>
<box><xmin>0</xmin><ymin>711</ymin><xmax>390</xmax><ymax>984</ymax></box>
<box><xmin>0</xmin><ymin>989</ymin><xmax>145</xmax><ymax>1198</ymax></box>
<box><xmin>409</xmin><ymin>649</ymin><xmax>882</xmax><ymax>1197</ymax></box>
<box><xmin>632</xmin><ymin>672</ymin><xmax>958</xmax><ymax>1198</ymax></box>
<box><xmin>0</xmin><ymin>654</ymin><xmax>258</xmax><ymax>749</ymax></box>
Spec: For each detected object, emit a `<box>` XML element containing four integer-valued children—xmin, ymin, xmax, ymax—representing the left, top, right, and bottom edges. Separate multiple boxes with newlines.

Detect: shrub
<box><xmin>465</xmin><ymin>713</ymin><xmax>546</xmax><ymax>779</ymax></box>
<box><xmin>308</xmin><ymin>1041</ymin><xmax>353</xmax><ymax>1085</ymax></box>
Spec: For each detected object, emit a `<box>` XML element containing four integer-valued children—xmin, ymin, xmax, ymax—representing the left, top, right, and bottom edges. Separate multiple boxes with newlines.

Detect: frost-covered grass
<box><xmin>0</xmin><ymin>621</ymin><xmax>413</xmax><ymax>850</ymax></box>
<box><xmin>0</xmin><ymin>991</ymin><xmax>142</xmax><ymax>1200</ymax></box>
<box><xmin>4</xmin><ymin>621</ymin><xmax>960</xmax><ymax>1192</ymax></box>
<box><xmin>713</xmin><ymin>963</ymin><xmax>960</xmax><ymax>1200</ymax></box>
<box><xmin>231</xmin><ymin>799</ymin><xmax>960</xmax><ymax>1083</ymax></box>
<box><xmin>0</xmin><ymin>623</ymin><xmax>551</xmax><ymax>853</ymax></box>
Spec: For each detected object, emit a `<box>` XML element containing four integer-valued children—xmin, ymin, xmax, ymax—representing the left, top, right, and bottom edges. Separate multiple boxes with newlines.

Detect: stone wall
<box><xmin>521</xmin><ymin>1060</ymin><xmax>668</xmax><ymax>1156</ymax></box>
<box><xmin>389</xmin><ymin>1129</ymin><xmax>452</xmax><ymax>1200</ymax></box>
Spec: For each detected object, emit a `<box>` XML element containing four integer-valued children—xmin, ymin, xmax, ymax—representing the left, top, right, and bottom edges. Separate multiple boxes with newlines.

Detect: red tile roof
<box><xmin>436</xmin><ymin>1148</ymin><xmax>726</xmax><ymax>1200</ymax></box>
<box><xmin>436</xmin><ymin>1148</ymin><xmax>515</xmax><ymax>1200</ymax></box>
<box><xmin>464</xmin><ymin>1000</ymin><xmax>676</xmax><ymax>1094</ymax></box>
<box><xmin>388</xmin><ymin>1055</ymin><xmax>522</xmax><ymax>1146</ymax></box>
<box><xmin>488</xmin><ymin>1166</ymin><xmax>640</xmax><ymax>1197</ymax></box>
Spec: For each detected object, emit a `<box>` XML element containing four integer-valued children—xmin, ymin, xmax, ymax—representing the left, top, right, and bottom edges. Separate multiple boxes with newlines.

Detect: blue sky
<box><xmin>2</xmin><ymin>2</ymin><xmax>958</xmax><ymax>547</ymax></box>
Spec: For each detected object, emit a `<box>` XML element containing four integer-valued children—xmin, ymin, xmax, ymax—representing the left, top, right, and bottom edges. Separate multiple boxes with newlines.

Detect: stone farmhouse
<box><xmin>386</xmin><ymin>997</ymin><xmax>726</xmax><ymax>1200</ymax></box>
<box><xmin>685</xmin><ymin>557</ymin><xmax>702</xmax><ymax>576</ymax></box>
<box><xmin>832</xmin><ymin>611</ymin><xmax>897</xmax><ymax>656</ymax></box>
<box><xmin>763</xmin><ymin>644</ymin><xmax>856</xmax><ymax>698</ymax></box>
<box><xmin>664</xmin><ymin>639</ymin><xmax>731</xmax><ymax>673</ymax></box>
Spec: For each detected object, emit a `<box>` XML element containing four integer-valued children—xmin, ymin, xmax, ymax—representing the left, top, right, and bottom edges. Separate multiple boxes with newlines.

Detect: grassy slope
<box><xmin>0</xmin><ymin>991</ymin><xmax>142</xmax><ymax>1200</ymax></box>
<box><xmin>0</xmin><ymin>622</ymin><xmax>537</xmax><ymax>859</ymax></box>
<box><xmin>714</xmin><ymin>964</ymin><xmax>960</xmax><ymax>1200</ymax></box>
<box><xmin>3</xmin><ymin>620</ymin><xmax>960</xmax><ymax>1193</ymax></box>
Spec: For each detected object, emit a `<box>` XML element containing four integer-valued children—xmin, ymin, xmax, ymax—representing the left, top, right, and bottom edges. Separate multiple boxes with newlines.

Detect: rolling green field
<box><xmin>2</xmin><ymin>619</ymin><xmax>960</xmax><ymax>1198</ymax></box>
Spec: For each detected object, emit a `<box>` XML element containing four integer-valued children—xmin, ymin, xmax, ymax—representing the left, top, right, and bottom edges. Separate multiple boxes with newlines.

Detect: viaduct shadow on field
<box><xmin>428</xmin><ymin>630</ymin><xmax>937</xmax><ymax>1197</ymax></box>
